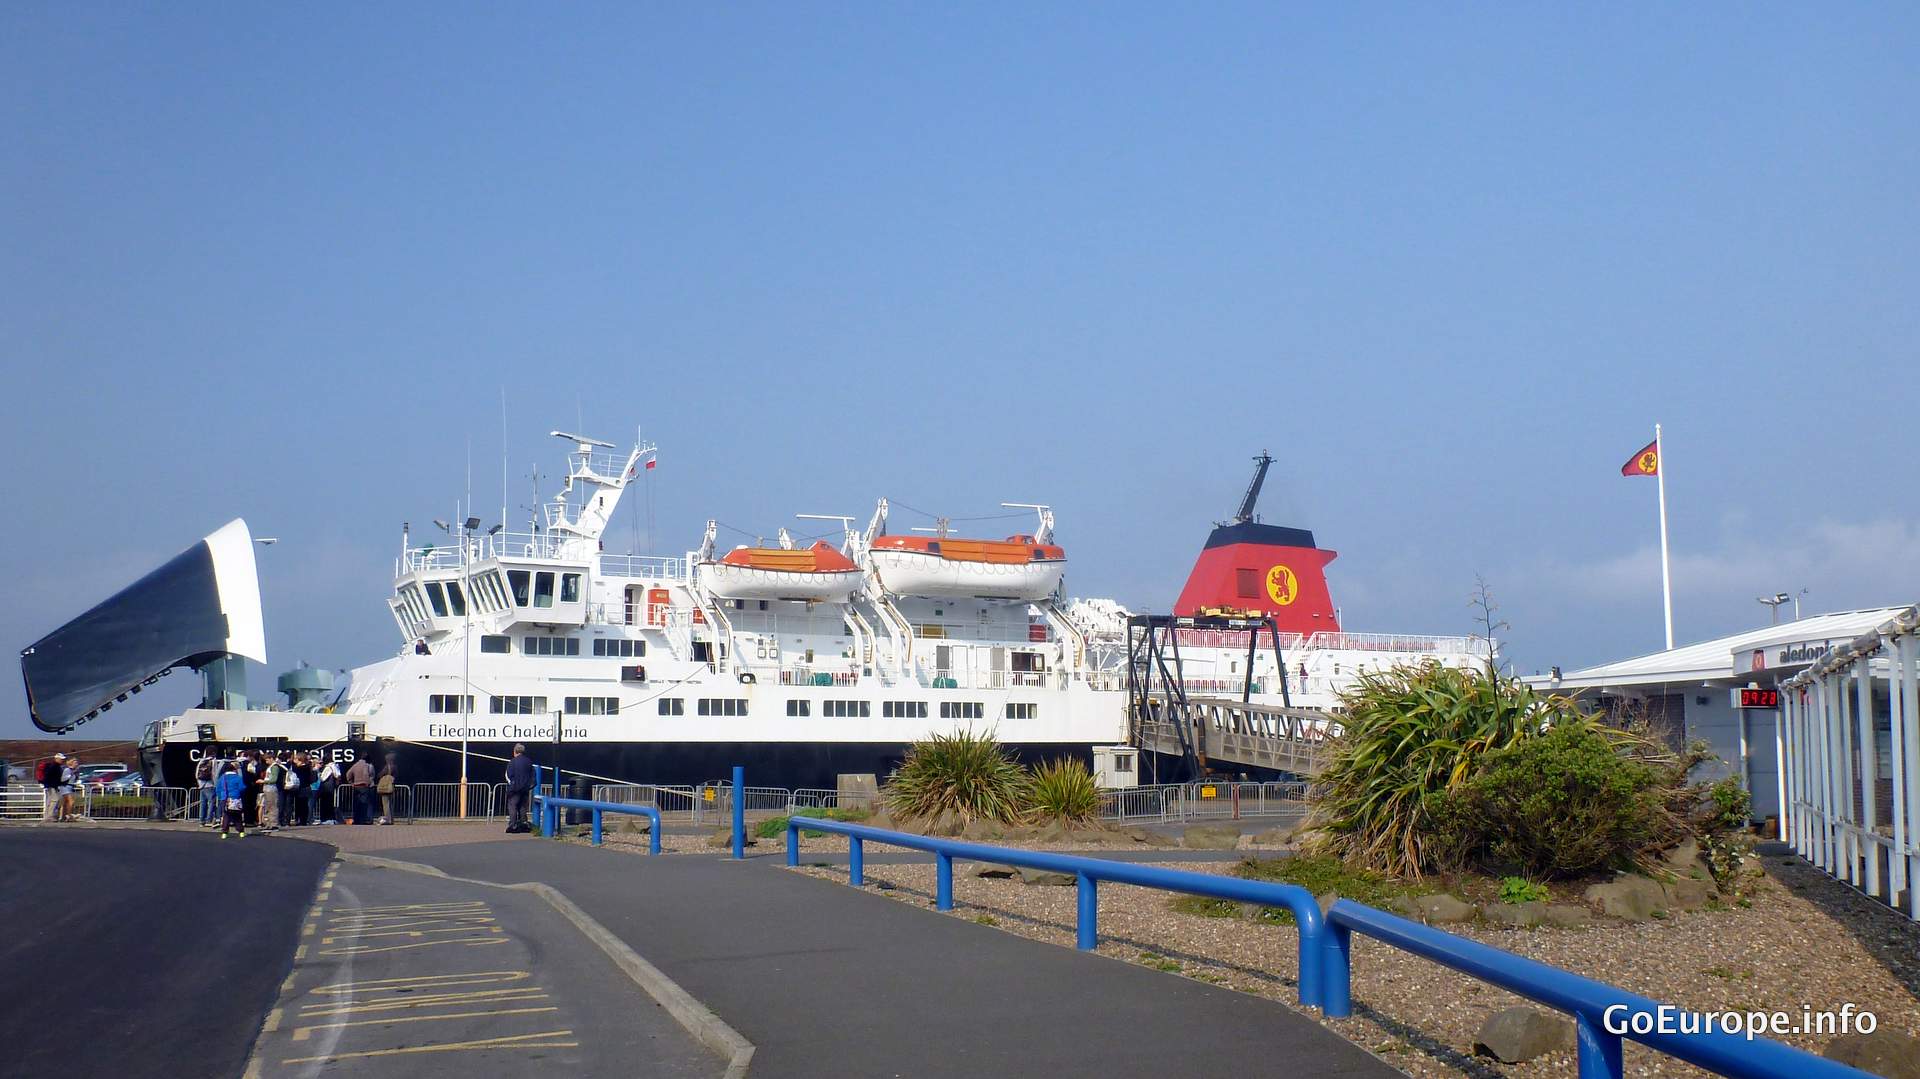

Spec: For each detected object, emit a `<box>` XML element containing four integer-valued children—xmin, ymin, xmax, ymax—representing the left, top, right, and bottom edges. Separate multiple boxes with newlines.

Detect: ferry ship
<box><xmin>20</xmin><ymin>432</ymin><xmax>1488</xmax><ymax>789</ymax></box>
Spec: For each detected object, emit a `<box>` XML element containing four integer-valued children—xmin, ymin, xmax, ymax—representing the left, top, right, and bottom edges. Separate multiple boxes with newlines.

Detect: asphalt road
<box><xmin>249</xmin><ymin>859</ymin><xmax>715</xmax><ymax>1078</ymax></box>
<box><xmin>391</xmin><ymin>840</ymin><xmax>1396</xmax><ymax>1078</ymax></box>
<box><xmin>0</xmin><ymin>828</ymin><xmax>332</xmax><ymax>1079</ymax></box>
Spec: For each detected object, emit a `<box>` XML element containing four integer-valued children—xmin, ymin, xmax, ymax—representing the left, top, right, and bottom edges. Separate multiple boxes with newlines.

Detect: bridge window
<box><xmin>425</xmin><ymin>582</ymin><xmax>449</xmax><ymax>617</ymax></box>
<box><xmin>658</xmin><ymin>698</ymin><xmax>685</xmax><ymax>716</ymax></box>
<box><xmin>561</xmin><ymin>573</ymin><xmax>581</xmax><ymax>604</ymax></box>
<box><xmin>444</xmin><ymin>580</ymin><xmax>467</xmax><ymax>616</ymax></box>
<box><xmin>534</xmin><ymin>571</ymin><xmax>555</xmax><ymax>608</ymax></box>
<box><xmin>786</xmin><ymin>700</ymin><xmax>811</xmax><ymax>717</ymax></box>
<box><xmin>563</xmin><ymin>696</ymin><xmax>619</xmax><ymax>715</ymax></box>
<box><xmin>428</xmin><ymin>694</ymin><xmax>473</xmax><ymax>714</ymax></box>
<box><xmin>508</xmin><ymin>570</ymin><xmax>531</xmax><ymax>606</ymax></box>
<box><xmin>1006</xmin><ymin>702</ymin><xmax>1038</xmax><ymax>720</ymax></box>
<box><xmin>938</xmin><ymin>702</ymin><xmax>983</xmax><ymax>720</ymax></box>
<box><xmin>480</xmin><ymin>635</ymin><xmax>510</xmax><ymax>654</ymax></box>
<box><xmin>593</xmin><ymin>638</ymin><xmax>645</xmax><ymax>658</ymax></box>
<box><xmin>524</xmin><ymin>636</ymin><xmax>580</xmax><ymax>657</ymax></box>
<box><xmin>490</xmin><ymin>695</ymin><xmax>547</xmax><ymax>715</ymax></box>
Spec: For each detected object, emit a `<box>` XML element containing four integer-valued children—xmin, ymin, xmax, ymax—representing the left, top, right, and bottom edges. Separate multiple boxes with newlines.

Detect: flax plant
<box><xmin>884</xmin><ymin>729</ymin><xmax>1030</xmax><ymax>825</ymax></box>
<box><xmin>1309</xmin><ymin>661</ymin><xmax>1590</xmax><ymax>879</ymax></box>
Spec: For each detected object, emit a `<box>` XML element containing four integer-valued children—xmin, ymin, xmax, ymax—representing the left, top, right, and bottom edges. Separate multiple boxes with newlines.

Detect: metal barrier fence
<box><xmin>788</xmin><ymin>818</ymin><xmax>1871</xmax><ymax>1079</ymax></box>
<box><xmin>410</xmin><ymin>782</ymin><xmax>496</xmax><ymax>819</ymax></box>
<box><xmin>83</xmin><ymin>786</ymin><xmax>189</xmax><ymax>821</ymax></box>
<box><xmin>2</xmin><ymin>785</ymin><xmax>51</xmax><ymax>819</ymax></box>
<box><xmin>1096</xmin><ymin>782</ymin><xmax>1309</xmax><ymax>824</ymax></box>
<box><xmin>532</xmin><ymin>793</ymin><xmax>662</xmax><ymax>853</ymax></box>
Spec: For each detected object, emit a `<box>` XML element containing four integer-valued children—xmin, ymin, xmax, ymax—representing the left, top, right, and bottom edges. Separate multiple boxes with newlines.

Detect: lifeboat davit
<box><xmin>866</xmin><ymin>534</ymin><xmax>1065</xmax><ymax>600</ymax></box>
<box><xmin>700</xmin><ymin>542</ymin><xmax>863</xmax><ymax>602</ymax></box>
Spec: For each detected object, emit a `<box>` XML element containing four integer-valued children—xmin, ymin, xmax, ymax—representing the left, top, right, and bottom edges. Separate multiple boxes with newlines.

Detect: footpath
<box><xmin>377</xmin><ymin>840</ymin><xmax>1398</xmax><ymax>1078</ymax></box>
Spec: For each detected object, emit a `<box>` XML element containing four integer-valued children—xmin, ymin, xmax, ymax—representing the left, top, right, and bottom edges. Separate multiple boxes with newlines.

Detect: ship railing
<box><xmin>1094</xmin><ymin>781</ymin><xmax>1309</xmax><ymax>824</ymax></box>
<box><xmin>597</xmin><ymin>553</ymin><xmax>688</xmax><ymax>581</ymax></box>
<box><xmin>1300</xmin><ymin>631</ymin><xmax>1486</xmax><ymax>655</ymax></box>
<box><xmin>410</xmin><ymin>782</ymin><xmax>496</xmax><ymax>819</ymax></box>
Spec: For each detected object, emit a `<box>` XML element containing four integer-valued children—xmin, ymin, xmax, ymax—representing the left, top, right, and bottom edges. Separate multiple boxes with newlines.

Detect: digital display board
<box><xmin>1736</xmin><ymin>687</ymin><xmax>1780</xmax><ymax>709</ymax></box>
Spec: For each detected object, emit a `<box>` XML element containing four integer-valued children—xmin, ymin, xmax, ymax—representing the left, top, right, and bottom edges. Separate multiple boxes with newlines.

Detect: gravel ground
<box><xmin>791</xmin><ymin>847</ymin><xmax>1920</xmax><ymax>1078</ymax></box>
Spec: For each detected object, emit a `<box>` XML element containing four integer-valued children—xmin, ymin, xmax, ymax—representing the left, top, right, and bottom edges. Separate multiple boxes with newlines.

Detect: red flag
<box><xmin>644</xmin><ymin>457</ymin><xmax>657</xmax><ymax>470</ymax></box>
<box><xmin>1621</xmin><ymin>439</ymin><xmax>1658</xmax><ymax>477</ymax></box>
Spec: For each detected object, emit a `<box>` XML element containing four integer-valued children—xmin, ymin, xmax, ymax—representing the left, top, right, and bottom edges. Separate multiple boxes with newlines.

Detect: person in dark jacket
<box><xmin>503</xmin><ymin>745</ymin><xmax>536</xmax><ymax>834</ymax></box>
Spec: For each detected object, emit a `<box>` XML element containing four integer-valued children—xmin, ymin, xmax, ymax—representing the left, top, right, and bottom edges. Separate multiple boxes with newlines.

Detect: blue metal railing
<box><xmin>533</xmin><ymin>794</ymin><xmax>662</xmax><ymax>855</ymax></box>
<box><xmin>785</xmin><ymin>817</ymin><xmax>1333</xmax><ymax>1008</ymax></box>
<box><xmin>1324</xmin><ymin>901</ymin><xmax>1867</xmax><ymax>1079</ymax></box>
<box><xmin>786</xmin><ymin>820</ymin><xmax>1872</xmax><ymax>1079</ymax></box>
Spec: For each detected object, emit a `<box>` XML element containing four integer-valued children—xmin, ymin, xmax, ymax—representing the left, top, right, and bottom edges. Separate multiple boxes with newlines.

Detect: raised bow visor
<box><xmin>19</xmin><ymin>518</ymin><xmax>266</xmax><ymax>732</ymax></box>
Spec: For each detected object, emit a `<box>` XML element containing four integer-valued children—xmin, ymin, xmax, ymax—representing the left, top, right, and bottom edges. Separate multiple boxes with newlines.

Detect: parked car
<box><xmin>103</xmin><ymin>772</ymin><xmax>149</xmax><ymax>792</ymax></box>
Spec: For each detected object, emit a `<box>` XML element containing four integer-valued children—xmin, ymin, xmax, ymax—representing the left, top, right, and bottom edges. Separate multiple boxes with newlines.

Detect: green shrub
<box><xmin>884</xmin><ymin>730</ymin><xmax>1030</xmax><ymax>825</ymax></box>
<box><xmin>1310</xmin><ymin>662</ymin><xmax>1590</xmax><ymax>877</ymax></box>
<box><xmin>756</xmin><ymin>805</ymin><xmax>869</xmax><ymax>840</ymax></box>
<box><xmin>1428</xmin><ymin>723</ymin><xmax>1683</xmax><ymax>879</ymax></box>
<box><xmin>1027</xmin><ymin>758</ymin><xmax>1100</xmax><ymax>823</ymax></box>
<box><xmin>1498</xmin><ymin>876</ymin><xmax>1549</xmax><ymax>904</ymax></box>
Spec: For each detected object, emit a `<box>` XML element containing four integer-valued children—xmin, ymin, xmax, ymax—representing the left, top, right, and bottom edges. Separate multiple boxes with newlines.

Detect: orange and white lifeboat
<box><xmin>699</xmin><ymin>542</ymin><xmax>863</xmax><ymax>603</ymax></box>
<box><xmin>866</xmin><ymin>534</ymin><xmax>1065</xmax><ymax>600</ymax></box>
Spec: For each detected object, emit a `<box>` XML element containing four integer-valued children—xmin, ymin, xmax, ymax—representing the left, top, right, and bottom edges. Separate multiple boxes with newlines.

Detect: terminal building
<box><xmin>1526</xmin><ymin>606</ymin><xmax>1913</xmax><ymax>824</ymax></box>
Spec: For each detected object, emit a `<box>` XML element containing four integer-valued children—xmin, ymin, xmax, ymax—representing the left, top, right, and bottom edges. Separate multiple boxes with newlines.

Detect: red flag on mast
<box><xmin>1621</xmin><ymin>439</ymin><xmax>1659</xmax><ymax>477</ymax></box>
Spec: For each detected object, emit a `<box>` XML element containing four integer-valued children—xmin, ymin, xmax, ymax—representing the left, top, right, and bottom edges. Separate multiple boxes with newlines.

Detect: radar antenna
<box><xmin>1234</xmin><ymin>451</ymin><xmax>1274</xmax><ymax>524</ymax></box>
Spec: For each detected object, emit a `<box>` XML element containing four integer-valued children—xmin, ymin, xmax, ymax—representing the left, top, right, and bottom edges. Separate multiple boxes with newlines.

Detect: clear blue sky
<box><xmin>5</xmin><ymin>5</ymin><xmax>1917</xmax><ymax>738</ymax></box>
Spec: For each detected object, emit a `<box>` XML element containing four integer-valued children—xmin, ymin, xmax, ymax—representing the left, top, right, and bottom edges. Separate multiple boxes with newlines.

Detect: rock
<box><xmin>1037</xmin><ymin>820</ymin><xmax>1073</xmax><ymax>844</ymax></box>
<box><xmin>1249</xmin><ymin>827</ymin><xmax>1292</xmax><ymax>847</ymax></box>
<box><xmin>1585</xmin><ymin>875</ymin><xmax>1666</xmax><ymax>921</ymax></box>
<box><xmin>705</xmin><ymin>830</ymin><xmax>755</xmax><ymax>848</ymax></box>
<box><xmin>1482</xmin><ymin>901</ymin><xmax>1547</xmax><ymax>928</ymax></box>
<box><xmin>1474</xmin><ymin>1006</ymin><xmax>1575</xmax><ymax>1063</ymax></box>
<box><xmin>926</xmin><ymin>810</ymin><xmax>964</xmax><ymax>837</ymax></box>
<box><xmin>960</xmin><ymin>818</ymin><xmax>1004</xmax><ymax>841</ymax></box>
<box><xmin>1823</xmin><ymin>1031</ymin><xmax>1920</xmax><ymax>1078</ymax></box>
<box><xmin>973</xmin><ymin>864</ymin><xmax>1016</xmax><ymax>879</ymax></box>
<box><xmin>865</xmin><ymin>810</ymin><xmax>897</xmax><ymax>831</ymax></box>
<box><xmin>1662</xmin><ymin>873</ymin><xmax>1717</xmax><ymax>911</ymax></box>
<box><xmin>1405</xmin><ymin>893</ymin><xmax>1477</xmax><ymax>924</ymax></box>
<box><xmin>1122</xmin><ymin>826</ymin><xmax>1176</xmax><ymax>847</ymax></box>
<box><xmin>1000</xmin><ymin>823</ymin><xmax>1039</xmax><ymax>842</ymax></box>
<box><xmin>1183</xmin><ymin>824</ymin><xmax>1241</xmax><ymax>850</ymax></box>
<box><xmin>1542</xmin><ymin>904</ymin><xmax>1593</xmax><ymax>928</ymax></box>
<box><xmin>1288</xmin><ymin>827</ymin><xmax>1328</xmax><ymax>851</ymax></box>
<box><xmin>618</xmin><ymin>818</ymin><xmax>651</xmax><ymax>835</ymax></box>
<box><xmin>1237</xmin><ymin>902</ymin><xmax>1269</xmax><ymax>921</ymax></box>
<box><xmin>1070</xmin><ymin>826</ymin><xmax>1118</xmax><ymax>845</ymax></box>
<box><xmin>1663</xmin><ymin>837</ymin><xmax>1702</xmax><ymax>871</ymax></box>
<box><xmin>1017</xmin><ymin>867</ymin><xmax>1076</xmax><ymax>887</ymax></box>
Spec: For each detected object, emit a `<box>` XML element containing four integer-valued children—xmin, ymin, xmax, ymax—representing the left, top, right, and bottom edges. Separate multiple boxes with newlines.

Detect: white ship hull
<box><xmin>868</xmin><ymin>549</ymin><xmax>1065</xmax><ymax>600</ymax></box>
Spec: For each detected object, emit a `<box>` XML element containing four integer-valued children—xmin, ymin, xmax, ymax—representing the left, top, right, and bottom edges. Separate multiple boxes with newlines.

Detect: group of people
<box><xmin>194</xmin><ymin>750</ymin><xmax>397</xmax><ymax>838</ymax></box>
<box><xmin>35</xmin><ymin>752</ymin><xmax>82</xmax><ymax>822</ymax></box>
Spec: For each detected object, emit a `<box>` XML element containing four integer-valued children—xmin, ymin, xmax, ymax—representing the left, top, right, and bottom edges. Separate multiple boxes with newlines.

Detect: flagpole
<box><xmin>1655</xmin><ymin>422</ymin><xmax>1673</xmax><ymax>649</ymax></box>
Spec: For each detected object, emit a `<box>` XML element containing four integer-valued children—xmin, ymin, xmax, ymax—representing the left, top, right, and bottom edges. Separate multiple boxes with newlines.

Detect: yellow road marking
<box><xmin>322</xmin><ymin>922</ymin><xmax>497</xmax><ymax>944</ymax></box>
<box><xmin>262</xmin><ymin>1007</ymin><xmax>282</xmax><ymax>1033</ymax></box>
<box><xmin>327</xmin><ymin>914</ymin><xmax>497</xmax><ymax>932</ymax></box>
<box><xmin>288</xmin><ymin>1006</ymin><xmax>559</xmax><ymax>1042</ymax></box>
<box><xmin>321</xmin><ymin>936</ymin><xmax>509</xmax><ymax>956</ymax></box>
<box><xmin>309</xmin><ymin>971</ymin><xmax>531</xmax><ymax>994</ymax></box>
<box><xmin>281</xmin><ymin>1029</ymin><xmax>577</xmax><ymax>1063</ymax></box>
<box><xmin>294</xmin><ymin>945</ymin><xmax>306</xmax><ymax>960</ymax></box>
<box><xmin>299</xmin><ymin>987</ymin><xmax>547</xmax><ymax>1017</ymax></box>
<box><xmin>348</xmin><ymin>900</ymin><xmax>488</xmax><ymax>914</ymax></box>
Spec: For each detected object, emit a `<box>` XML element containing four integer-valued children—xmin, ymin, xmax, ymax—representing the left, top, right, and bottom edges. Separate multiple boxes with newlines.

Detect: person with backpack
<box><xmin>276</xmin><ymin>752</ymin><xmax>299</xmax><ymax>827</ymax></box>
<box><xmin>38</xmin><ymin>753</ymin><xmax>65</xmax><ymax>822</ymax></box>
<box><xmin>317</xmin><ymin>758</ymin><xmax>342</xmax><ymax>824</ymax></box>
<box><xmin>57</xmin><ymin>758</ymin><xmax>78</xmax><ymax>822</ymax></box>
<box><xmin>377</xmin><ymin>759</ymin><xmax>398</xmax><ymax>825</ymax></box>
<box><xmin>215</xmin><ymin>762</ymin><xmax>248</xmax><ymax>838</ymax></box>
<box><xmin>195</xmin><ymin>756</ymin><xmax>217</xmax><ymax>827</ymax></box>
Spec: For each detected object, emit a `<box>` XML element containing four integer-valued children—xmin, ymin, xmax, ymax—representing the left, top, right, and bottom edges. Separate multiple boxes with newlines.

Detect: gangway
<box><xmin>1135</xmin><ymin>696</ymin><xmax>1337</xmax><ymax>778</ymax></box>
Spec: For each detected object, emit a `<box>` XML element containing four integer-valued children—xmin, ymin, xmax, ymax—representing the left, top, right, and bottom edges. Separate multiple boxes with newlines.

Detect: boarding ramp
<box><xmin>1136</xmin><ymin>695</ymin><xmax>1338</xmax><ymax>778</ymax></box>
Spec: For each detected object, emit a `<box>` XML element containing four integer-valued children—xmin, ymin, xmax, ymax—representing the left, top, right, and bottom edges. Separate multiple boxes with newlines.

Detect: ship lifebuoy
<box><xmin>738</xmin><ymin>672</ymin><xmax>757</xmax><ymax>685</ymax></box>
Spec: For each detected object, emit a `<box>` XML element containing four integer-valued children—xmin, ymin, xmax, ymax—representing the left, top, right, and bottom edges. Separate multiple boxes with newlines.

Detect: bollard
<box><xmin>732</xmin><ymin>765</ymin><xmax>745</xmax><ymax>860</ymax></box>
<box><xmin>936</xmin><ymin>852</ymin><xmax>953</xmax><ymax>910</ymax></box>
<box><xmin>850</xmin><ymin>835</ymin><xmax>864</xmax><ymax>886</ymax></box>
<box><xmin>591</xmin><ymin>808</ymin><xmax>603</xmax><ymax>846</ymax></box>
<box><xmin>1076</xmin><ymin>872</ymin><xmax>1098</xmax><ymax>949</ymax></box>
<box><xmin>786</xmin><ymin>820</ymin><xmax>800</xmax><ymax>867</ymax></box>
